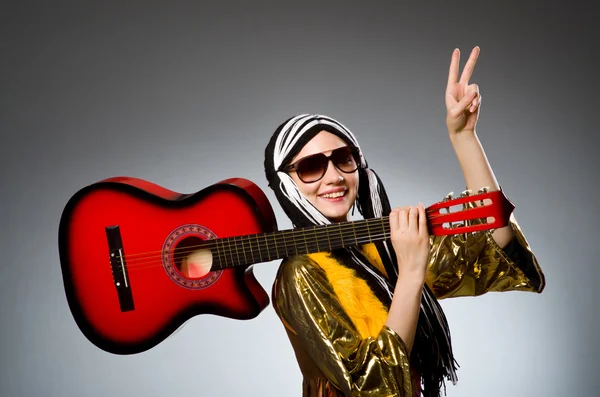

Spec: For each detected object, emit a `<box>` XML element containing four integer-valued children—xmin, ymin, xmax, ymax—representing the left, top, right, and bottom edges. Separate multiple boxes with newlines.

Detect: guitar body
<box><xmin>59</xmin><ymin>177</ymin><xmax>276</xmax><ymax>355</ymax></box>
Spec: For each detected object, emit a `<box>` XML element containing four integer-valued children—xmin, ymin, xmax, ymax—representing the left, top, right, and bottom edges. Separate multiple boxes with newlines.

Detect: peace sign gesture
<box><xmin>445</xmin><ymin>46</ymin><xmax>481</xmax><ymax>136</ymax></box>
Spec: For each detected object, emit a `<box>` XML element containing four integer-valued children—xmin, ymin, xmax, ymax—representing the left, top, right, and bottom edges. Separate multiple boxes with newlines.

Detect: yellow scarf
<box><xmin>307</xmin><ymin>243</ymin><xmax>389</xmax><ymax>339</ymax></box>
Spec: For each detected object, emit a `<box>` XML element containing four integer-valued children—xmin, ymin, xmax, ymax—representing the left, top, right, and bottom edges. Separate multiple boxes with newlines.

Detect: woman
<box><xmin>263</xmin><ymin>47</ymin><xmax>545</xmax><ymax>396</ymax></box>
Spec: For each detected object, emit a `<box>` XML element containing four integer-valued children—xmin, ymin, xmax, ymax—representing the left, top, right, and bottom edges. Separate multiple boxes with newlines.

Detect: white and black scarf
<box><xmin>264</xmin><ymin>114</ymin><xmax>458</xmax><ymax>397</ymax></box>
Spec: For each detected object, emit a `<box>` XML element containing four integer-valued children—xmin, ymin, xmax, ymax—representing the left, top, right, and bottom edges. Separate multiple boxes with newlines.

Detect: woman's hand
<box><xmin>446</xmin><ymin>46</ymin><xmax>482</xmax><ymax>137</ymax></box>
<box><xmin>389</xmin><ymin>204</ymin><xmax>430</xmax><ymax>284</ymax></box>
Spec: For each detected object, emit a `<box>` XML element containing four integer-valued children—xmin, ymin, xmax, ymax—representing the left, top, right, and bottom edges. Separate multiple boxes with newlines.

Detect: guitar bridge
<box><xmin>106</xmin><ymin>225</ymin><xmax>135</xmax><ymax>312</ymax></box>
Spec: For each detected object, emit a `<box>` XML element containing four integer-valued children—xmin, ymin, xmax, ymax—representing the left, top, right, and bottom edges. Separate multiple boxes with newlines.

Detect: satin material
<box><xmin>272</xmin><ymin>209</ymin><xmax>545</xmax><ymax>397</ymax></box>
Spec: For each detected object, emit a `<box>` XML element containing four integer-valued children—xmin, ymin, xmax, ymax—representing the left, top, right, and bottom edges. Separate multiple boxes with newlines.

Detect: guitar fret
<box><xmin>227</xmin><ymin>238</ymin><xmax>234</xmax><ymax>268</ymax></box>
<box><xmin>255</xmin><ymin>234</ymin><xmax>263</xmax><ymax>261</ymax></box>
<box><xmin>233</xmin><ymin>236</ymin><xmax>240</xmax><ymax>264</ymax></box>
<box><xmin>240</xmin><ymin>236</ymin><xmax>247</xmax><ymax>264</ymax></box>
<box><xmin>215</xmin><ymin>239</ymin><xmax>221</xmax><ymax>269</ymax></box>
<box><xmin>273</xmin><ymin>233</ymin><xmax>279</xmax><ymax>259</ymax></box>
<box><xmin>247</xmin><ymin>235</ymin><xmax>255</xmax><ymax>264</ymax></box>
<box><xmin>293</xmin><ymin>231</ymin><xmax>298</xmax><ymax>255</ymax></box>
<box><xmin>303</xmin><ymin>229</ymin><xmax>308</xmax><ymax>255</ymax></box>
<box><xmin>229</xmin><ymin>236</ymin><xmax>234</xmax><ymax>265</ymax></box>
<box><xmin>219</xmin><ymin>238</ymin><xmax>226</xmax><ymax>269</ymax></box>
<box><xmin>223</xmin><ymin>238</ymin><xmax>228</xmax><ymax>269</ymax></box>
<box><xmin>329</xmin><ymin>226</ymin><xmax>339</xmax><ymax>250</ymax></box>
<box><xmin>313</xmin><ymin>226</ymin><xmax>320</xmax><ymax>252</ymax></box>
<box><xmin>264</xmin><ymin>234</ymin><xmax>270</xmax><ymax>261</ymax></box>
<box><xmin>213</xmin><ymin>239</ymin><xmax>222</xmax><ymax>270</ymax></box>
<box><xmin>281</xmin><ymin>231</ymin><xmax>288</xmax><ymax>256</ymax></box>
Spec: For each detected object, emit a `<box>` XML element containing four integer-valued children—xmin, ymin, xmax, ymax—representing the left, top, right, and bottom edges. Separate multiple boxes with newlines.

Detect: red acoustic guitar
<box><xmin>58</xmin><ymin>176</ymin><xmax>514</xmax><ymax>355</ymax></box>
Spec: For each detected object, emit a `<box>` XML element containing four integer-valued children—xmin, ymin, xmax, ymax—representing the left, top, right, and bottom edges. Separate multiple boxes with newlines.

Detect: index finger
<box><xmin>418</xmin><ymin>202</ymin><xmax>429</xmax><ymax>236</ymax></box>
<box><xmin>389</xmin><ymin>209</ymin><xmax>398</xmax><ymax>234</ymax></box>
<box><xmin>447</xmin><ymin>48</ymin><xmax>459</xmax><ymax>86</ymax></box>
<box><xmin>459</xmin><ymin>46</ymin><xmax>480</xmax><ymax>85</ymax></box>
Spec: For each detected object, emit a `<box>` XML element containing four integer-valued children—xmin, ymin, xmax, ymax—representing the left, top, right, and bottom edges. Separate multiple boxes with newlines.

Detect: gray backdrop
<box><xmin>2</xmin><ymin>1</ymin><xmax>598</xmax><ymax>396</ymax></box>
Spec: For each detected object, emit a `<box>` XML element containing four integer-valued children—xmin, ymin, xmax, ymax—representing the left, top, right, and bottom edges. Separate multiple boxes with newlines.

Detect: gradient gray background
<box><xmin>2</xmin><ymin>1</ymin><xmax>598</xmax><ymax>396</ymax></box>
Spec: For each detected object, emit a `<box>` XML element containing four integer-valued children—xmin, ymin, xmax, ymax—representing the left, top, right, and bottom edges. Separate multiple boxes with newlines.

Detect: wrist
<box><xmin>395</xmin><ymin>272</ymin><xmax>426</xmax><ymax>292</ymax></box>
<box><xmin>448</xmin><ymin>129</ymin><xmax>478</xmax><ymax>145</ymax></box>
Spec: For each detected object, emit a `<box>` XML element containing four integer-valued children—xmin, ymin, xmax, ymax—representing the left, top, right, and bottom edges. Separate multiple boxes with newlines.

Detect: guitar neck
<box><xmin>211</xmin><ymin>217</ymin><xmax>390</xmax><ymax>270</ymax></box>
<box><xmin>209</xmin><ymin>188</ymin><xmax>513</xmax><ymax>270</ymax></box>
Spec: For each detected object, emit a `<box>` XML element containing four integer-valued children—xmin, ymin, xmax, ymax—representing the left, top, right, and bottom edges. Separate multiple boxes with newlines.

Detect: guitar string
<box><xmin>113</xmin><ymin>220</ymin><xmax>494</xmax><ymax>273</ymax></box>
<box><xmin>123</xmin><ymin>227</ymin><xmax>391</xmax><ymax>267</ymax></box>
<box><xmin>119</xmin><ymin>206</ymin><xmax>488</xmax><ymax>261</ymax></box>
<box><xmin>116</xmin><ymin>190</ymin><xmax>494</xmax><ymax>260</ymax></box>
<box><xmin>115</xmin><ymin>231</ymin><xmax>393</xmax><ymax>272</ymax></box>
<box><xmin>118</xmin><ymin>213</ymin><xmax>397</xmax><ymax>260</ymax></box>
<box><xmin>113</xmin><ymin>213</ymin><xmax>494</xmax><ymax>270</ymax></box>
<box><xmin>119</xmin><ymin>227</ymin><xmax>391</xmax><ymax>269</ymax></box>
<box><xmin>119</xmin><ymin>211</ymin><xmax>488</xmax><ymax>267</ymax></box>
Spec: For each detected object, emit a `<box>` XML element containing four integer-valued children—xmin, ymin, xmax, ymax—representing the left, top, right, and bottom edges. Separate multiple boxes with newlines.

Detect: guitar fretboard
<box><xmin>210</xmin><ymin>217</ymin><xmax>391</xmax><ymax>270</ymax></box>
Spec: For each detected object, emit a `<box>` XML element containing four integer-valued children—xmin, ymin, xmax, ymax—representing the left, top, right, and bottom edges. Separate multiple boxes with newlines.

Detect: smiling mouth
<box><xmin>319</xmin><ymin>190</ymin><xmax>347</xmax><ymax>200</ymax></box>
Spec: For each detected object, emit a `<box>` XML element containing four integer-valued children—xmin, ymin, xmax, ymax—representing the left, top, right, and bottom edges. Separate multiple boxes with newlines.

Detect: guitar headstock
<box><xmin>426</xmin><ymin>187</ymin><xmax>515</xmax><ymax>236</ymax></box>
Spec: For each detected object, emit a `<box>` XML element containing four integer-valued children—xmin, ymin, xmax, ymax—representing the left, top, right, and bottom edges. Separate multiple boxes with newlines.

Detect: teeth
<box><xmin>322</xmin><ymin>191</ymin><xmax>345</xmax><ymax>198</ymax></box>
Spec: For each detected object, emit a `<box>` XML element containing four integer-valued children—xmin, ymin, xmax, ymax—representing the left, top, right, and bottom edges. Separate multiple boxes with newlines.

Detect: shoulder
<box><xmin>271</xmin><ymin>255</ymin><xmax>335</xmax><ymax>323</ymax></box>
<box><xmin>273</xmin><ymin>252</ymin><xmax>355</xmax><ymax>290</ymax></box>
<box><xmin>272</xmin><ymin>252</ymin><xmax>368</xmax><ymax>306</ymax></box>
<box><xmin>273</xmin><ymin>255</ymin><xmax>327</xmax><ymax>292</ymax></box>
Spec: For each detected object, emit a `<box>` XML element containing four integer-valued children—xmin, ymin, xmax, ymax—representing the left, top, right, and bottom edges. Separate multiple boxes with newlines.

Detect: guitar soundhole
<box><xmin>162</xmin><ymin>224</ymin><xmax>223</xmax><ymax>290</ymax></box>
<box><xmin>174</xmin><ymin>236</ymin><xmax>208</xmax><ymax>276</ymax></box>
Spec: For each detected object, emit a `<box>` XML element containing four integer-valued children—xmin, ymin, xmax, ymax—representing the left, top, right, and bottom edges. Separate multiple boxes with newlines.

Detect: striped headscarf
<box><xmin>264</xmin><ymin>114</ymin><xmax>459</xmax><ymax>397</ymax></box>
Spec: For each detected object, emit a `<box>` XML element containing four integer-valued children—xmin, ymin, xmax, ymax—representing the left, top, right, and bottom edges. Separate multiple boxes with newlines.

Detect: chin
<box><xmin>311</xmin><ymin>195</ymin><xmax>355</xmax><ymax>223</ymax></box>
<box><xmin>322</xmin><ymin>209</ymin><xmax>350</xmax><ymax>223</ymax></box>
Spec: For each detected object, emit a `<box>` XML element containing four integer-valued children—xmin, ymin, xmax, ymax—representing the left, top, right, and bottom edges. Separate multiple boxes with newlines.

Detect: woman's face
<box><xmin>287</xmin><ymin>130</ymin><xmax>359</xmax><ymax>223</ymax></box>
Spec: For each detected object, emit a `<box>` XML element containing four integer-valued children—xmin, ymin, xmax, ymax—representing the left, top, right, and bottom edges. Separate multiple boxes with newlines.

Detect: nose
<box><xmin>322</xmin><ymin>159</ymin><xmax>344</xmax><ymax>183</ymax></box>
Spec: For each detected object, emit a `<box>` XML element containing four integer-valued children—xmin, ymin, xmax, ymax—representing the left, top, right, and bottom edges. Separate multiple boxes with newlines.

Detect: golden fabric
<box><xmin>273</xmin><ymin>255</ymin><xmax>415</xmax><ymax>397</ymax></box>
<box><xmin>272</xmin><ymin>210</ymin><xmax>545</xmax><ymax>397</ymax></box>
<box><xmin>426</xmin><ymin>213</ymin><xmax>545</xmax><ymax>298</ymax></box>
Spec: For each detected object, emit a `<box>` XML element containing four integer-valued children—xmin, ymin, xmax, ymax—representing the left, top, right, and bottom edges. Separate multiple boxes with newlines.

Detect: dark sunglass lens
<box><xmin>332</xmin><ymin>147</ymin><xmax>358</xmax><ymax>172</ymax></box>
<box><xmin>296</xmin><ymin>154</ymin><xmax>327</xmax><ymax>182</ymax></box>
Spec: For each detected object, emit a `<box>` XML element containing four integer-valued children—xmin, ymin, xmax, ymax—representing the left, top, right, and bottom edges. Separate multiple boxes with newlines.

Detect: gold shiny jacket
<box><xmin>272</xmin><ymin>212</ymin><xmax>545</xmax><ymax>397</ymax></box>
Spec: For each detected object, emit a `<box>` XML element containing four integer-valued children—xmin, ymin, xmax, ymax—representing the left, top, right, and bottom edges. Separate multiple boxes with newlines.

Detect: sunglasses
<box><xmin>280</xmin><ymin>146</ymin><xmax>361</xmax><ymax>183</ymax></box>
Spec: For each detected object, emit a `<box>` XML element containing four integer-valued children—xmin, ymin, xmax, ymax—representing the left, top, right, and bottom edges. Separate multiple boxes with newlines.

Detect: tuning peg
<box><xmin>477</xmin><ymin>187</ymin><xmax>490</xmax><ymax>223</ymax></box>
<box><xmin>460</xmin><ymin>189</ymin><xmax>472</xmax><ymax>197</ymax></box>
<box><xmin>443</xmin><ymin>192</ymin><xmax>454</xmax><ymax>201</ymax></box>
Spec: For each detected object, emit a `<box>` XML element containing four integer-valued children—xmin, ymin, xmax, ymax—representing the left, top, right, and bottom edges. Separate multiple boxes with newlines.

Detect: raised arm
<box><xmin>417</xmin><ymin>48</ymin><xmax>547</xmax><ymax>299</ymax></box>
<box><xmin>445</xmin><ymin>46</ymin><xmax>514</xmax><ymax>248</ymax></box>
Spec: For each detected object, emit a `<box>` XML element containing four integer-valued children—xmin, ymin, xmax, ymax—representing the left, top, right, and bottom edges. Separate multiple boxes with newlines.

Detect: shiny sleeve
<box><xmin>425</xmin><ymin>200</ymin><xmax>546</xmax><ymax>299</ymax></box>
<box><xmin>272</xmin><ymin>255</ymin><xmax>413</xmax><ymax>397</ymax></box>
